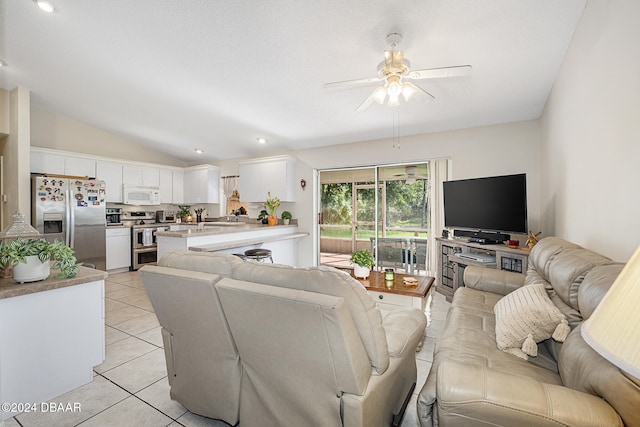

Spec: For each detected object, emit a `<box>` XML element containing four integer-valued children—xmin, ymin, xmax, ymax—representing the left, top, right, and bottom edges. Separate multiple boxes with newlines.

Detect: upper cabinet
<box><xmin>183</xmin><ymin>165</ymin><xmax>219</xmax><ymax>204</ymax></box>
<box><xmin>31</xmin><ymin>149</ymin><xmax>96</xmax><ymax>177</ymax></box>
<box><xmin>172</xmin><ymin>170</ymin><xmax>184</xmax><ymax>204</ymax></box>
<box><xmin>96</xmin><ymin>161</ymin><xmax>123</xmax><ymax>203</ymax></box>
<box><xmin>122</xmin><ymin>165</ymin><xmax>160</xmax><ymax>187</ymax></box>
<box><xmin>239</xmin><ymin>155</ymin><xmax>296</xmax><ymax>202</ymax></box>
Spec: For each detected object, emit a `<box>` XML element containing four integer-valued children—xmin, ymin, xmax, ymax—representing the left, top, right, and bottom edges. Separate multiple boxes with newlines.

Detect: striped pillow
<box><xmin>494</xmin><ymin>283</ymin><xmax>569</xmax><ymax>360</ymax></box>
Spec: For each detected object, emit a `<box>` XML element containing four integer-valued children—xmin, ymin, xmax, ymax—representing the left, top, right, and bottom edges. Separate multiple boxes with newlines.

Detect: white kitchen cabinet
<box><xmin>172</xmin><ymin>170</ymin><xmax>184</xmax><ymax>204</ymax></box>
<box><xmin>183</xmin><ymin>165</ymin><xmax>219</xmax><ymax>204</ymax></box>
<box><xmin>65</xmin><ymin>157</ymin><xmax>96</xmax><ymax>178</ymax></box>
<box><xmin>96</xmin><ymin>161</ymin><xmax>123</xmax><ymax>203</ymax></box>
<box><xmin>30</xmin><ymin>150</ymin><xmax>65</xmax><ymax>175</ymax></box>
<box><xmin>123</xmin><ymin>165</ymin><xmax>160</xmax><ymax>187</ymax></box>
<box><xmin>159</xmin><ymin>168</ymin><xmax>173</xmax><ymax>203</ymax></box>
<box><xmin>239</xmin><ymin>155</ymin><xmax>296</xmax><ymax>202</ymax></box>
<box><xmin>106</xmin><ymin>228</ymin><xmax>131</xmax><ymax>270</ymax></box>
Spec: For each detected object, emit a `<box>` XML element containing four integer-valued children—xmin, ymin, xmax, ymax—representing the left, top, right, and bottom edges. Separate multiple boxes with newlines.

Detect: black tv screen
<box><xmin>443</xmin><ymin>173</ymin><xmax>528</xmax><ymax>234</ymax></box>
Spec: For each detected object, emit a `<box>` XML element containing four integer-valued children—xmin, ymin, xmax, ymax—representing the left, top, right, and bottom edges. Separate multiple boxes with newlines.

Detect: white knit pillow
<box><xmin>494</xmin><ymin>283</ymin><xmax>570</xmax><ymax>360</ymax></box>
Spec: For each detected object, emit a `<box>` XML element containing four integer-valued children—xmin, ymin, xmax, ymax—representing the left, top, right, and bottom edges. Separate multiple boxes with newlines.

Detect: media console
<box><xmin>436</xmin><ymin>237</ymin><xmax>530</xmax><ymax>301</ymax></box>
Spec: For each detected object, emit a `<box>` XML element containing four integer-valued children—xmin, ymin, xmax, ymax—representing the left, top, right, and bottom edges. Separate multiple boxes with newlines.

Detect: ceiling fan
<box><xmin>392</xmin><ymin>165</ymin><xmax>428</xmax><ymax>184</ymax></box>
<box><xmin>324</xmin><ymin>33</ymin><xmax>472</xmax><ymax>112</ymax></box>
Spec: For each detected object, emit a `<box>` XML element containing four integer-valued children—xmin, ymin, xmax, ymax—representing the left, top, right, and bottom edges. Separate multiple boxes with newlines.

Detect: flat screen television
<box><xmin>443</xmin><ymin>173</ymin><xmax>528</xmax><ymax>240</ymax></box>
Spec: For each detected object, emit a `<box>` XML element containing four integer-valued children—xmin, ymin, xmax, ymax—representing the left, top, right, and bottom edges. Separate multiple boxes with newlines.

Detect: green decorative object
<box><xmin>177</xmin><ymin>205</ymin><xmax>192</xmax><ymax>220</ymax></box>
<box><xmin>281</xmin><ymin>211</ymin><xmax>292</xmax><ymax>220</ymax></box>
<box><xmin>351</xmin><ymin>249</ymin><xmax>374</xmax><ymax>269</ymax></box>
<box><xmin>264</xmin><ymin>192</ymin><xmax>280</xmax><ymax>217</ymax></box>
<box><xmin>0</xmin><ymin>237</ymin><xmax>80</xmax><ymax>281</ymax></box>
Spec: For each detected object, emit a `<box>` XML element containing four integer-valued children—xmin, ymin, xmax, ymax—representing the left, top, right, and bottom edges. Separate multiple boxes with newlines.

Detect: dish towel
<box><xmin>142</xmin><ymin>228</ymin><xmax>154</xmax><ymax>246</ymax></box>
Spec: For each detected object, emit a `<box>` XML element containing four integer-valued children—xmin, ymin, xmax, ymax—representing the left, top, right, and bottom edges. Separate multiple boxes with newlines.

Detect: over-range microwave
<box><xmin>123</xmin><ymin>185</ymin><xmax>161</xmax><ymax>205</ymax></box>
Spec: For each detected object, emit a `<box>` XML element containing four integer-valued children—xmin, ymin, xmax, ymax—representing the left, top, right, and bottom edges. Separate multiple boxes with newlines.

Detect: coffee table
<box><xmin>352</xmin><ymin>270</ymin><xmax>434</xmax><ymax>313</ymax></box>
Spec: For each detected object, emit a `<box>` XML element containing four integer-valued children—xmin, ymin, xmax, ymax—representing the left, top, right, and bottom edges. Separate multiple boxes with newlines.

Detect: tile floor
<box><xmin>6</xmin><ymin>270</ymin><xmax>450</xmax><ymax>427</ymax></box>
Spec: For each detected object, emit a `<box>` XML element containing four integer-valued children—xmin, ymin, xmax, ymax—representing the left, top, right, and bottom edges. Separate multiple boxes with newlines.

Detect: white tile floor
<box><xmin>6</xmin><ymin>271</ymin><xmax>450</xmax><ymax>427</ymax></box>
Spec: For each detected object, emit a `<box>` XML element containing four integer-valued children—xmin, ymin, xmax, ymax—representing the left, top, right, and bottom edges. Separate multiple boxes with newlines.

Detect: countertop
<box><xmin>0</xmin><ymin>265</ymin><xmax>108</xmax><ymax>299</ymax></box>
<box><xmin>156</xmin><ymin>223</ymin><xmax>298</xmax><ymax>238</ymax></box>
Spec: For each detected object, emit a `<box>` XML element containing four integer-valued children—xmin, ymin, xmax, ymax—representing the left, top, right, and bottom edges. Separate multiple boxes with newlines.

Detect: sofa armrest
<box><xmin>435</xmin><ymin>360</ymin><xmax>623</xmax><ymax>427</ymax></box>
<box><xmin>463</xmin><ymin>266</ymin><xmax>524</xmax><ymax>296</ymax></box>
<box><xmin>382</xmin><ymin>308</ymin><xmax>427</xmax><ymax>358</ymax></box>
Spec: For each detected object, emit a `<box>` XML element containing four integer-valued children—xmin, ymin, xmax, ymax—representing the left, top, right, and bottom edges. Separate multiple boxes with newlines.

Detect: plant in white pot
<box><xmin>281</xmin><ymin>211</ymin><xmax>292</xmax><ymax>225</ymax></box>
<box><xmin>351</xmin><ymin>249</ymin><xmax>374</xmax><ymax>279</ymax></box>
<box><xmin>0</xmin><ymin>238</ymin><xmax>80</xmax><ymax>283</ymax></box>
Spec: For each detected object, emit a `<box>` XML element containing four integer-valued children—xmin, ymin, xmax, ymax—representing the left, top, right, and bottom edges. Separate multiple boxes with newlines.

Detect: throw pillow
<box><xmin>494</xmin><ymin>283</ymin><xmax>570</xmax><ymax>360</ymax></box>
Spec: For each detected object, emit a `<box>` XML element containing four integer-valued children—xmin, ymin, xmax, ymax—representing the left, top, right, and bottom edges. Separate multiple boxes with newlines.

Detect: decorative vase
<box><xmin>353</xmin><ymin>264</ymin><xmax>371</xmax><ymax>279</ymax></box>
<box><xmin>267</xmin><ymin>215</ymin><xmax>277</xmax><ymax>226</ymax></box>
<box><xmin>13</xmin><ymin>255</ymin><xmax>50</xmax><ymax>283</ymax></box>
<box><xmin>283</xmin><ymin>218</ymin><xmax>290</xmax><ymax>225</ymax></box>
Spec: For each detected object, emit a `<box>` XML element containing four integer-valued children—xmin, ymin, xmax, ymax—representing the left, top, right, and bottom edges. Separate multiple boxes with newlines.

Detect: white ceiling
<box><xmin>0</xmin><ymin>0</ymin><xmax>586</xmax><ymax>163</ymax></box>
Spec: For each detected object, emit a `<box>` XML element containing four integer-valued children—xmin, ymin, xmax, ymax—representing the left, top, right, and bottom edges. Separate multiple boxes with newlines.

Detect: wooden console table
<box><xmin>352</xmin><ymin>270</ymin><xmax>434</xmax><ymax>312</ymax></box>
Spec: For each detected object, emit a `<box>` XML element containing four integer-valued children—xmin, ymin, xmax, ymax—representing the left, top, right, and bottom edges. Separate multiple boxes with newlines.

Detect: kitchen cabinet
<box><xmin>31</xmin><ymin>150</ymin><xmax>96</xmax><ymax>177</ymax></box>
<box><xmin>96</xmin><ymin>161</ymin><xmax>123</xmax><ymax>203</ymax></box>
<box><xmin>239</xmin><ymin>155</ymin><xmax>296</xmax><ymax>202</ymax></box>
<box><xmin>183</xmin><ymin>165</ymin><xmax>219</xmax><ymax>204</ymax></box>
<box><xmin>172</xmin><ymin>170</ymin><xmax>184</xmax><ymax>204</ymax></box>
<box><xmin>123</xmin><ymin>165</ymin><xmax>160</xmax><ymax>187</ymax></box>
<box><xmin>159</xmin><ymin>168</ymin><xmax>173</xmax><ymax>204</ymax></box>
<box><xmin>106</xmin><ymin>227</ymin><xmax>132</xmax><ymax>270</ymax></box>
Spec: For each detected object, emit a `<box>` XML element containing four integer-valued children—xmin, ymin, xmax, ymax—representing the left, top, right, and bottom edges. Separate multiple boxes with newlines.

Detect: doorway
<box><xmin>318</xmin><ymin>163</ymin><xmax>430</xmax><ymax>274</ymax></box>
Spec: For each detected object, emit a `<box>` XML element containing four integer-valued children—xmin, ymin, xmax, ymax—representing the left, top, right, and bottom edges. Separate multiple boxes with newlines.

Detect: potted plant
<box><xmin>257</xmin><ymin>210</ymin><xmax>269</xmax><ymax>224</ymax></box>
<box><xmin>0</xmin><ymin>237</ymin><xmax>80</xmax><ymax>283</ymax></box>
<box><xmin>351</xmin><ymin>249</ymin><xmax>374</xmax><ymax>279</ymax></box>
<box><xmin>281</xmin><ymin>211</ymin><xmax>292</xmax><ymax>225</ymax></box>
<box><xmin>264</xmin><ymin>192</ymin><xmax>280</xmax><ymax>226</ymax></box>
<box><xmin>177</xmin><ymin>205</ymin><xmax>191</xmax><ymax>222</ymax></box>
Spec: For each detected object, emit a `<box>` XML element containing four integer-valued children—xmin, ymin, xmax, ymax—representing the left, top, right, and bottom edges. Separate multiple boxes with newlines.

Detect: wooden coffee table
<box><xmin>352</xmin><ymin>270</ymin><xmax>434</xmax><ymax>313</ymax></box>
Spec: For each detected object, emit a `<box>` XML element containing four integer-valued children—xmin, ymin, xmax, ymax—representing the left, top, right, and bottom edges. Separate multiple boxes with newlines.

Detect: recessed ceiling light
<box><xmin>35</xmin><ymin>0</ymin><xmax>55</xmax><ymax>13</ymax></box>
<box><xmin>257</xmin><ymin>137</ymin><xmax>267</xmax><ymax>144</ymax></box>
<box><xmin>194</xmin><ymin>148</ymin><xmax>204</xmax><ymax>154</ymax></box>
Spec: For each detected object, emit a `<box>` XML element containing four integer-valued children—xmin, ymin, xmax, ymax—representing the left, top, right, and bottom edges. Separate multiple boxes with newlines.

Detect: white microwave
<box><xmin>123</xmin><ymin>185</ymin><xmax>161</xmax><ymax>205</ymax></box>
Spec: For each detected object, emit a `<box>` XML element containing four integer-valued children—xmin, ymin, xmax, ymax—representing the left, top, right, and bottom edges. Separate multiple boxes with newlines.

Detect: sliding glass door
<box><xmin>319</xmin><ymin>163</ymin><xmax>430</xmax><ymax>274</ymax></box>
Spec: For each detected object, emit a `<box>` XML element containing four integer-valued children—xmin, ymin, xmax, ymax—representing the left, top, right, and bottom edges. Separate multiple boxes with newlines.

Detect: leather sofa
<box><xmin>139</xmin><ymin>251</ymin><xmax>427</xmax><ymax>427</ymax></box>
<box><xmin>417</xmin><ymin>237</ymin><xmax>640</xmax><ymax>426</ymax></box>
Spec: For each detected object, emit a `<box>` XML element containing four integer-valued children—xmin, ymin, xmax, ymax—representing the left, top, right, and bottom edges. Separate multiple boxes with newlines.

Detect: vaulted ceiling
<box><xmin>0</xmin><ymin>0</ymin><xmax>586</xmax><ymax>163</ymax></box>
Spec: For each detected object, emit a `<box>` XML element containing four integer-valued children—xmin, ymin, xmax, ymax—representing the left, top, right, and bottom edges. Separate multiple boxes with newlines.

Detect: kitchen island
<box><xmin>156</xmin><ymin>223</ymin><xmax>308</xmax><ymax>266</ymax></box>
<box><xmin>0</xmin><ymin>266</ymin><xmax>107</xmax><ymax>420</ymax></box>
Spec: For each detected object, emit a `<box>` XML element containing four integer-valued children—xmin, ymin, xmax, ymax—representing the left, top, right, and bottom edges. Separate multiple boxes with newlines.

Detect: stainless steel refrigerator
<box><xmin>32</xmin><ymin>176</ymin><xmax>107</xmax><ymax>270</ymax></box>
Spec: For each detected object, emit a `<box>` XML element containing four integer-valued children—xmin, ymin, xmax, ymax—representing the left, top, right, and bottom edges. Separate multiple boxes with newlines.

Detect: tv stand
<box><xmin>436</xmin><ymin>237</ymin><xmax>530</xmax><ymax>301</ymax></box>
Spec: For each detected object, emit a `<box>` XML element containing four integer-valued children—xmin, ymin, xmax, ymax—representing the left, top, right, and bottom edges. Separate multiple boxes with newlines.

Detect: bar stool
<box><xmin>244</xmin><ymin>248</ymin><xmax>273</xmax><ymax>263</ymax></box>
<box><xmin>232</xmin><ymin>253</ymin><xmax>247</xmax><ymax>261</ymax></box>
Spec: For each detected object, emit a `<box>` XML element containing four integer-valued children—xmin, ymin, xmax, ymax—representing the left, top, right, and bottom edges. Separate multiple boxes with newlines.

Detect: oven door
<box><xmin>133</xmin><ymin>247</ymin><xmax>157</xmax><ymax>270</ymax></box>
<box><xmin>133</xmin><ymin>228</ymin><xmax>158</xmax><ymax>249</ymax></box>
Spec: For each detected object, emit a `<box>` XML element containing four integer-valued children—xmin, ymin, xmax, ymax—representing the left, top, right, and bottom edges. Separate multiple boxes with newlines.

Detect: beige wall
<box><xmin>30</xmin><ymin>105</ymin><xmax>186</xmax><ymax>167</ymax></box>
<box><xmin>540</xmin><ymin>0</ymin><xmax>640</xmax><ymax>262</ymax></box>
<box><xmin>1</xmin><ymin>87</ymin><xmax>32</xmax><ymax>228</ymax></box>
<box><xmin>0</xmin><ymin>89</ymin><xmax>9</xmax><ymax>135</ymax></box>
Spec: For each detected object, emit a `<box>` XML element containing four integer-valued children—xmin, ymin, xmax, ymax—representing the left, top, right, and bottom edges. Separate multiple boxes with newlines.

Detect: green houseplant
<box><xmin>264</xmin><ymin>192</ymin><xmax>280</xmax><ymax>226</ymax></box>
<box><xmin>257</xmin><ymin>210</ymin><xmax>269</xmax><ymax>224</ymax></box>
<box><xmin>351</xmin><ymin>249</ymin><xmax>374</xmax><ymax>279</ymax></box>
<box><xmin>0</xmin><ymin>237</ymin><xmax>80</xmax><ymax>283</ymax></box>
<box><xmin>281</xmin><ymin>211</ymin><xmax>292</xmax><ymax>225</ymax></box>
<box><xmin>177</xmin><ymin>205</ymin><xmax>192</xmax><ymax>222</ymax></box>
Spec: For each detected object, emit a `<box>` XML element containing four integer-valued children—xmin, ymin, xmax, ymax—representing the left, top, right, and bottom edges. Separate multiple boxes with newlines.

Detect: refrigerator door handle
<box><xmin>65</xmin><ymin>189</ymin><xmax>71</xmax><ymax>246</ymax></box>
<box><xmin>69</xmin><ymin>189</ymin><xmax>76</xmax><ymax>249</ymax></box>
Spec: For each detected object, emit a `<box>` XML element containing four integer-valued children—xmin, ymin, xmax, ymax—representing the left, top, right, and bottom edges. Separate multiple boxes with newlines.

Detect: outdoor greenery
<box><xmin>0</xmin><ymin>237</ymin><xmax>80</xmax><ymax>278</ymax></box>
<box><xmin>320</xmin><ymin>176</ymin><xmax>430</xmax><ymax>241</ymax></box>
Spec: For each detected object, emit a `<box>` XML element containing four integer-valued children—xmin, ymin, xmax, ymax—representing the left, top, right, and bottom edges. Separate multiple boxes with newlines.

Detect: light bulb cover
<box><xmin>36</xmin><ymin>0</ymin><xmax>55</xmax><ymax>12</ymax></box>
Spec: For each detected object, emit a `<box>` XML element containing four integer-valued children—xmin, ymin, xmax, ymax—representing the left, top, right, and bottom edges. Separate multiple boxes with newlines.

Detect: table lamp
<box><xmin>581</xmin><ymin>246</ymin><xmax>640</xmax><ymax>379</ymax></box>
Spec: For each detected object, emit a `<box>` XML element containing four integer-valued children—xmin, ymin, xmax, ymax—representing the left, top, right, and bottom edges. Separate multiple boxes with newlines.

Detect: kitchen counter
<box><xmin>156</xmin><ymin>223</ymin><xmax>306</xmax><ymax>266</ymax></box>
<box><xmin>0</xmin><ymin>265</ymin><xmax>106</xmax><ymax>420</ymax></box>
<box><xmin>0</xmin><ymin>264</ymin><xmax>108</xmax><ymax>299</ymax></box>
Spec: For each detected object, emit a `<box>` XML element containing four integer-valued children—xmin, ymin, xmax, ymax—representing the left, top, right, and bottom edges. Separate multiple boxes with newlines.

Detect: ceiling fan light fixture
<box><xmin>387</xmin><ymin>93</ymin><xmax>400</xmax><ymax>107</ymax></box>
<box><xmin>406</xmin><ymin>176</ymin><xmax>416</xmax><ymax>185</ymax></box>
<box><xmin>373</xmin><ymin>87</ymin><xmax>387</xmax><ymax>104</ymax></box>
<box><xmin>401</xmin><ymin>83</ymin><xmax>417</xmax><ymax>101</ymax></box>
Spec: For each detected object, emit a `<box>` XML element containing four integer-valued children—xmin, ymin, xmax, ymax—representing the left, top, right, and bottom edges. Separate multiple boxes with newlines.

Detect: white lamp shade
<box><xmin>581</xmin><ymin>246</ymin><xmax>640</xmax><ymax>379</ymax></box>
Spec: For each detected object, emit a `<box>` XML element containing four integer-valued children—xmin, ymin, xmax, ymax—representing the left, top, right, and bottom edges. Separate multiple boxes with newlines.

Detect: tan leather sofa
<box><xmin>140</xmin><ymin>251</ymin><xmax>427</xmax><ymax>427</ymax></box>
<box><xmin>417</xmin><ymin>237</ymin><xmax>640</xmax><ymax>426</ymax></box>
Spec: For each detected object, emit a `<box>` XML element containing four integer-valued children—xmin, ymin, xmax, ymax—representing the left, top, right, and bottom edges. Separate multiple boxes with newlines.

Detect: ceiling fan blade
<box><xmin>324</xmin><ymin>76</ymin><xmax>382</xmax><ymax>89</ymax></box>
<box><xmin>355</xmin><ymin>86</ymin><xmax>386</xmax><ymax>112</ymax></box>
<box><xmin>406</xmin><ymin>65</ymin><xmax>472</xmax><ymax>80</ymax></box>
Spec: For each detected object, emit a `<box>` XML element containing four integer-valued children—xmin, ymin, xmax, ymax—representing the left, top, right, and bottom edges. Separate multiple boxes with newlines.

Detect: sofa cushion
<box><xmin>232</xmin><ymin>262</ymin><xmax>390</xmax><ymax>374</ymax></box>
<box><xmin>559</xmin><ymin>325</ymin><xmax>640</xmax><ymax>427</ymax></box>
<box><xmin>526</xmin><ymin>237</ymin><xmax>613</xmax><ymax>328</ymax></box>
<box><xmin>158</xmin><ymin>251</ymin><xmax>243</xmax><ymax>276</ymax></box>
<box><xmin>494</xmin><ymin>283</ymin><xmax>569</xmax><ymax>359</ymax></box>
